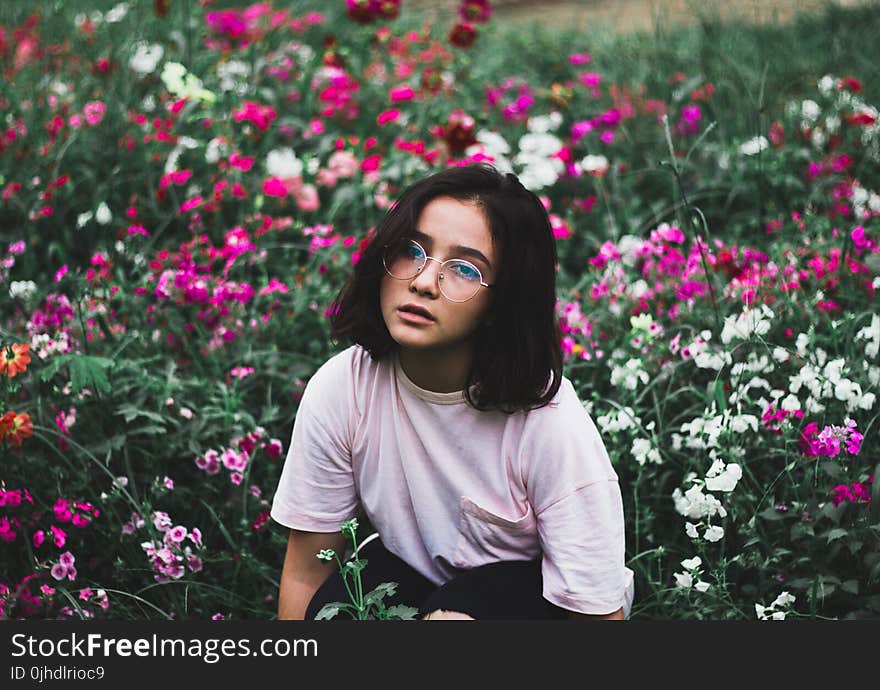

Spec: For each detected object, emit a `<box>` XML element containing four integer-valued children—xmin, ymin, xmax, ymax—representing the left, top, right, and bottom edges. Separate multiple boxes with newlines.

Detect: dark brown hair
<box><xmin>329</xmin><ymin>163</ymin><xmax>563</xmax><ymax>413</ymax></box>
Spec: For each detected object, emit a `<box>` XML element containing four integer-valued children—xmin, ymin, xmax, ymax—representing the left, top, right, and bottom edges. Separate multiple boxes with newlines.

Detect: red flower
<box><xmin>377</xmin><ymin>0</ymin><xmax>401</xmax><ymax>19</ymax></box>
<box><xmin>0</xmin><ymin>344</ymin><xmax>30</xmax><ymax>378</ymax></box>
<box><xmin>2</xmin><ymin>412</ymin><xmax>33</xmax><ymax>448</ymax></box>
<box><xmin>459</xmin><ymin>1</ymin><xmax>492</xmax><ymax>23</ymax></box>
<box><xmin>154</xmin><ymin>0</ymin><xmax>172</xmax><ymax>17</ymax></box>
<box><xmin>346</xmin><ymin>0</ymin><xmax>377</xmax><ymax>25</ymax></box>
<box><xmin>449</xmin><ymin>22</ymin><xmax>477</xmax><ymax>49</ymax></box>
<box><xmin>441</xmin><ymin>109</ymin><xmax>477</xmax><ymax>154</ymax></box>
<box><xmin>768</xmin><ymin>121</ymin><xmax>785</xmax><ymax>149</ymax></box>
<box><xmin>838</xmin><ymin>76</ymin><xmax>862</xmax><ymax>93</ymax></box>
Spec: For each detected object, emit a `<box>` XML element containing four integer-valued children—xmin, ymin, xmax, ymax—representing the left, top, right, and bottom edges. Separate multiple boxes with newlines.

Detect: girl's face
<box><xmin>379</xmin><ymin>196</ymin><xmax>497</xmax><ymax>357</ymax></box>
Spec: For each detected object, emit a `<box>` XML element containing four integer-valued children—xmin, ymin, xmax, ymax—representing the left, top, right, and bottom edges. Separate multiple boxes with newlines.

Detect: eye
<box><xmin>450</xmin><ymin>261</ymin><xmax>481</xmax><ymax>281</ymax></box>
<box><xmin>406</xmin><ymin>242</ymin><xmax>423</xmax><ymax>260</ymax></box>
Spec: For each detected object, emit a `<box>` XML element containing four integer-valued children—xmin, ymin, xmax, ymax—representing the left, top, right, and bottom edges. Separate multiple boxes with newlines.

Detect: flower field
<box><xmin>1</xmin><ymin>0</ymin><xmax>879</xmax><ymax>620</ymax></box>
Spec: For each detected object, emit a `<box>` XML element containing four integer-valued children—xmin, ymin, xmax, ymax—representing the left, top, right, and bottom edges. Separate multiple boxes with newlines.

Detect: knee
<box><xmin>421</xmin><ymin>609</ymin><xmax>476</xmax><ymax>621</ymax></box>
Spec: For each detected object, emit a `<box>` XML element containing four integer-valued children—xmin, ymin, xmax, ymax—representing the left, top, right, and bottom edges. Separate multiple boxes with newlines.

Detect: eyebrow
<box><xmin>410</xmin><ymin>228</ymin><xmax>493</xmax><ymax>270</ymax></box>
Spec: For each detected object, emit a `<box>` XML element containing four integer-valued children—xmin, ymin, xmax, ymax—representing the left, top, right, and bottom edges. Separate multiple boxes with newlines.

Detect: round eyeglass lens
<box><xmin>383</xmin><ymin>239</ymin><xmax>424</xmax><ymax>279</ymax></box>
<box><xmin>439</xmin><ymin>260</ymin><xmax>482</xmax><ymax>301</ymax></box>
<box><xmin>383</xmin><ymin>239</ymin><xmax>483</xmax><ymax>302</ymax></box>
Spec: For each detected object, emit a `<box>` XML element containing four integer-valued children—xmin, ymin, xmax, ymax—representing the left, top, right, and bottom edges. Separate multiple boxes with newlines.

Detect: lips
<box><xmin>399</xmin><ymin>303</ymin><xmax>435</xmax><ymax>320</ymax></box>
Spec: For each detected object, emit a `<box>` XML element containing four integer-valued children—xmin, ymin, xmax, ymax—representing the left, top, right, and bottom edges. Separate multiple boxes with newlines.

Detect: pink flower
<box><xmin>328</xmin><ymin>150</ymin><xmax>358</xmax><ymax>178</ymax></box>
<box><xmin>262</xmin><ymin>177</ymin><xmax>288</xmax><ymax>197</ymax></box>
<box><xmin>390</xmin><ymin>86</ymin><xmax>415</xmax><ymax>102</ymax></box>
<box><xmin>50</xmin><ymin>525</ymin><xmax>67</xmax><ymax>548</ymax></box>
<box><xmin>50</xmin><ymin>564</ymin><xmax>68</xmax><ymax>581</ymax></box>
<box><xmin>295</xmin><ymin>185</ymin><xmax>320</xmax><ymax>212</ymax></box>
<box><xmin>83</xmin><ymin>101</ymin><xmax>106</xmax><ymax>126</ymax></box>
<box><xmin>59</xmin><ymin>551</ymin><xmax>75</xmax><ymax>568</ymax></box>
<box><xmin>377</xmin><ymin>109</ymin><xmax>401</xmax><ymax>126</ymax></box>
<box><xmin>32</xmin><ymin>530</ymin><xmax>45</xmax><ymax>548</ymax></box>
<box><xmin>230</xmin><ymin>472</ymin><xmax>243</xmax><ymax>485</ymax></box>
<box><xmin>168</xmin><ymin>526</ymin><xmax>187</xmax><ymax>543</ymax></box>
<box><xmin>569</xmin><ymin>52</ymin><xmax>592</xmax><ymax>64</ymax></box>
<box><xmin>229</xmin><ymin>366</ymin><xmax>255</xmax><ymax>379</ymax></box>
<box><xmin>266</xmin><ymin>438</ymin><xmax>283</xmax><ymax>459</ymax></box>
<box><xmin>579</xmin><ymin>72</ymin><xmax>602</xmax><ymax>88</ymax></box>
<box><xmin>54</xmin><ymin>265</ymin><xmax>69</xmax><ymax>282</ymax></box>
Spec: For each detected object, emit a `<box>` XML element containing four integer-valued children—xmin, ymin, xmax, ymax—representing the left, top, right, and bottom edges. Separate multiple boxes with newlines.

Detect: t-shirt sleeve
<box><xmin>522</xmin><ymin>379</ymin><xmax>632</xmax><ymax>615</ymax></box>
<box><xmin>270</xmin><ymin>348</ymin><xmax>360</xmax><ymax>532</ymax></box>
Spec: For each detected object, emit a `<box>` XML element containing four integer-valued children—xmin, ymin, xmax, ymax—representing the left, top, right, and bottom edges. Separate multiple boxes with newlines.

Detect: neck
<box><xmin>397</xmin><ymin>342</ymin><xmax>474</xmax><ymax>393</ymax></box>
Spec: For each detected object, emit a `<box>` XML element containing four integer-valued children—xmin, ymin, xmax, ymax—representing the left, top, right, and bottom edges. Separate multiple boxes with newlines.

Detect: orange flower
<box><xmin>3</xmin><ymin>412</ymin><xmax>33</xmax><ymax>447</ymax></box>
<box><xmin>0</xmin><ymin>411</ymin><xmax>14</xmax><ymax>438</ymax></box>
<box><xmin>0</xmin><ymin>344</ymin><xmax>31</xmax><ymax>377</ymax></box>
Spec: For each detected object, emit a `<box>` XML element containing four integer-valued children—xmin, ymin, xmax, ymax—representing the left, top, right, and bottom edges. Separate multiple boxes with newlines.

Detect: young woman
<box><xmin>271</xmin><ymin>163</ymin><xmax>634</xmax><ymax>620</ymax></box>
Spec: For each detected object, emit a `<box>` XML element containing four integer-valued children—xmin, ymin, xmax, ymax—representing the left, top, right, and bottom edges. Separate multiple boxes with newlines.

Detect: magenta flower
<box><xmin>50</xmin><ymin>564</ymin><xmax>67</xmax><ymax>581</ymax></box>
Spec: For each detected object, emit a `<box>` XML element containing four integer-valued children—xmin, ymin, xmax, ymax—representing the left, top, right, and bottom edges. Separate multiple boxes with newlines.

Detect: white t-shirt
<box><xmin>271</xmin><ymin>344</ymin><xmax>635</xmax><ymax>616</ymax></box>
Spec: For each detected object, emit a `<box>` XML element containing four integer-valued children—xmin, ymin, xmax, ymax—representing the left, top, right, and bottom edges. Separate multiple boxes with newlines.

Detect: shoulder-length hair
<box><xmin>329</xmin><ymin>162</ymin><xmax>562</xmax><ymax>413</ymax></box>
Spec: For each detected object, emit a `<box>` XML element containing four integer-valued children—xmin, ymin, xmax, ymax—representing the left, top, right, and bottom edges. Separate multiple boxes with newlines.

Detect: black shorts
<box><xmin>306</xmin><ymin>535</ymin><xmax>569</xmax><ymax>620</ymax></box>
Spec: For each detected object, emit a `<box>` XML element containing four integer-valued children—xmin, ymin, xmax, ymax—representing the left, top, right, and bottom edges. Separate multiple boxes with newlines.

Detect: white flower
<box><xmin>685</xmin><ymin>522</ymin><xmax>699</xmax><ymax>539</ymax></box>
<box><xmin>739</xmin><ymin>136</ymin><xmax>769</xmax><ymax>156</ymax></box>
<box><xmin>772</xmin><ymin>591</ymin><xmax>795</xmax><ymax>608</ymax></box>
<box><xmin>801</xmin><ymin>99</ymin><xmax>821</xmax><ymax>125</ymax></box>
<box><xmin>161</xmin><ymin>62</ymin><xmax>215</xmax><ymax>103</ymax></box>
<box><xmin>673</xmin><ymin>571</ymin><xmax>693</xmax><ymax>589</ymax></box>
<box><xmin>855</xmin><ymin>314</ymin><xmax>879</xmax><ymax>358</ymax></box>
<box><xmin>205</xmin><ymin>137</ymin><xmax>227</xmax><ymax>164</ymax></box>
<box><xmin>580</xmin><ymin>154</ymin><xmax>609</xmax><ymax>176</ymax></box>
<box><xmin>730</xmin><ymin>415</ymin><xmax>759</xmax><ymax>433</ymax></box>
<box><xmin>694</xmin><ymin>581</ymin><xmax>710</xmax><ymax>593</ymax></box>
<box><xmin>780</xmin><ymin>394</ymin><xmax>801</xmax><ymax>412</ymax></box>
<box><xmin>129</xmin><ymin>42</ymin><xmax>164</xmax><ymax>76</ymax></box>
<box><xmin>721</xmin><ymin>305</ymin><xmax>773</xmax><ymax>345</ymax></box>
<box><xmin>772</xmin><ymin>346</ymin><xmax>790</xmax><ymax>363</ymax></box>
<box><xmin>858</xmin><ymin>392</ymin><xmax>876</xmax><ymax>410</ymax></box>
<box><xmin>703</xmin><ymin>525</ymin><xmax>725</xmax><ymax>542</ymax></box>
<box><xmin>9</xmin><ymin>280</ymin><xmax>37</xmax><ymax>300</ymax></box>
<box><xmin>527</xmin><ymin>112</ymin><xmax>562</xmax><ymax>133</ymax></box>
<box><xmin>771</xmin><ymin>611</ymin><xmax>787</xmax><ymax>620</ymax></box>
<box><xmin>705</xmin><ymin>462</ymin><xmax>742</xmax><ymax>493</ymax></box>
<box><xmin>95</xmin><ymin>202</ymin><xmax>112</xmax><ymax>225</ymax></box>
<box><xmin>755</xmin><ymin>603</ymin><xmax>767</xmax><ymax>619</ymax></box>
<box><xmin>610</xmin><ymin>358</ymin><xmax>650</xmax><ymax>391</ymax></box>
<box><xmin>105</xmin><ymin>2</ymin><xmax>130</xmax><ymax>22</ymax></box>
<box><xmin>817</xmin><ymin>75</ymin><xmax>835</xmax><ymax>97</ymax></box>
<box><xmin>681</xmin><ymin>556</ymin><xmax>702</xmax><ymax>570</ymax></box>
<box><xmin>266</xmin><ymin>148</ymin><xmax>303</xmax><ymax>179</ymax></box>
<box><xmin>217</xmin><ymin>60</ymin><xmax>251</xmax><ymax>94</ymax></box>
<box><xmin>517</xmin><ymin>132</ymin><xmax>562</xmax><ymax>155</ymax></box>
<box><xmin>672</xmin><ymin>484</ymin><xmax>727</xmax><ymax>520</ymax></box>
<box><xmin>515</xmin><ymin>156</ymin><xmax>564</xmax><ymax>191</ymax></box>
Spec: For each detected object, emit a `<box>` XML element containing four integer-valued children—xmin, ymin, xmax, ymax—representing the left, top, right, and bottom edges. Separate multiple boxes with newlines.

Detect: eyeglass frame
<box><xmin>381</xmin><ymin>238</ymin><xmax>494</xmax><ymax>303</ymax></box>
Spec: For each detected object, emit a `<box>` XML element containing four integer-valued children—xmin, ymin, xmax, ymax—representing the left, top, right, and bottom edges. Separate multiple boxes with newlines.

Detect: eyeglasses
<box><xmin>382</xmin><ymin>238</ymin><xmax>493</xmax><ymax>303</ymax></box>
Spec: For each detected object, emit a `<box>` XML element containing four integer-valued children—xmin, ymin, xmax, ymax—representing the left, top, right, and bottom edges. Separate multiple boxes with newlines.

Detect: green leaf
<box><xmin>384</xmin><ymin>604</ymin><xmax>421</xmax><ymax>620</ymax></box>
<box><xmin>314</xmin><ymin>603</ymin><xmax>346</xmax><ymax>620</ymax></box>
<box><xmin>362</xmin><ymin>582</ymin><xmax>398</xmax><ymax>608</ymax></box>
<box><xmin>40</xmin><ymin>354</ymin><xmax>113</xmax><ymax>393</ymax></box>
<box><xmin>115</xmin><ymin>404</ymin><xmax>167</xmax><ymax>424</ymax></box>
<box><xmin>713</xmin><ymin>379</ymin><xmax>727</xmax><ymax>414</ymax></box>
<box><xmin>825</xmin><ymin>527</ymin><xmax>848</xmax><ymax>543</ymax></box>
<box><xmin>841</xmin><ymin>579</ymin><xmax>859</xmax><ymax>595</ymax></box>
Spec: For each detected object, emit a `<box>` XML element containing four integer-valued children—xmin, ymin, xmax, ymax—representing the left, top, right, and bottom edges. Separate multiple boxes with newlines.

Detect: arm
<box><xmin>277</xmin><ymin>528</ymin><xmax>348</xmax><ymax>620</ymax></box>
<box><xmin>568</xmin><ymin>607</ymin><xmax>624</xmax><ymax>620</ymax></box>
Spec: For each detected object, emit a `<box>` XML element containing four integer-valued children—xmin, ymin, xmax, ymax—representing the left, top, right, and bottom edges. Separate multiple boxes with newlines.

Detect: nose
<box><xmin>409</xmin><ymin>257</ymin><xmax>443</xmax><ymax>296</ymax></box>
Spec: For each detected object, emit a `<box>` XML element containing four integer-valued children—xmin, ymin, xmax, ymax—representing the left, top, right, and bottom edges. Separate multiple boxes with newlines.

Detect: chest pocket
<box><xmin>452</xmin><ymin>496</ymin><xmax>541</xmax><ymax>569</ymax></box>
